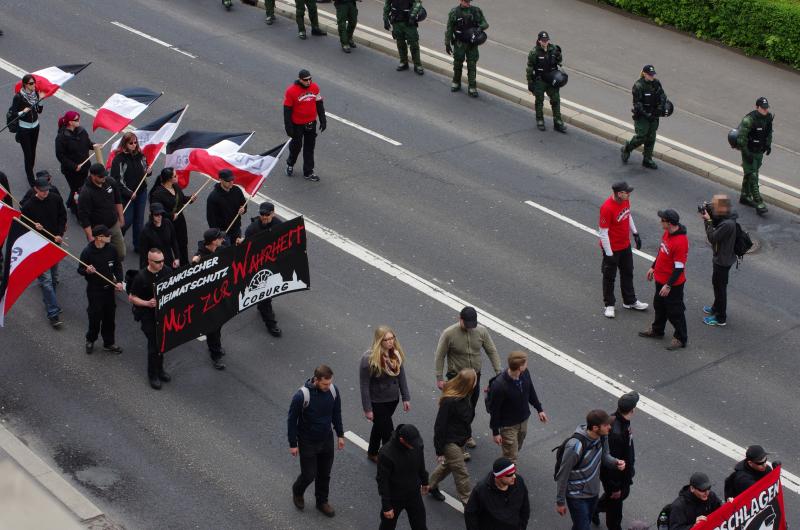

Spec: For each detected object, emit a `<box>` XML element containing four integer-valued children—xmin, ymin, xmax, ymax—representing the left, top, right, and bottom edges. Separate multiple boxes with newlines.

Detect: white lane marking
<box><xmin>1</xmin><ymin>54</ymin><xmax>797</xmax><ymax>495</ymax></box>
<box><xmin>524</xmin><ymin>200</ymin><xmax>656</xmax><ymax>261</ymax></box>
<box><xmin>110</xmin><ymin>21</ymin><xmax>199</xmax><ymax>59</ymax></box>
<box><xmin>326</xmin><ymin>112</ymin><xmax>402</xmax><ymax>146</ymax></box>
<box><xmin>343</xmin><ymin>431</ymin><xmax>464</xmax><ymax>513</ymax></box>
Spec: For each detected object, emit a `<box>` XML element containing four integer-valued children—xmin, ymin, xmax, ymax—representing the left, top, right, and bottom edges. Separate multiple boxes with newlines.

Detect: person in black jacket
<box><xmin>243</xmin><ymin>201</ymin><xmax>282</xmax><ymax>336</ymax></box>
<box><xmin>700</xmin><ymin>195</ymin><xmax>738</xmax><ymax>327</ymax></box>
<box><xmin>18</xmin><ymin>170</ymin><xmax>63</xmax><ymax>208</ymax></box>
<box><xmin>724</xmin><ymin>445</ymin><xmax>772</xmax><ymax>500</ymax></box>
<box><xmin>488</xmin><ymin>350</ymin><xmax>548</xmax><ymax>463</ymax></box>
<box><xmin>54</xmin><ymin>110</ymin><xmax>96</xmax><ymax>215</ymax></box>
<box><xmin>78</xmin><ymin>163</ymin><xmax>125</xmax><ymax>260</ymax></box>
<box><xmin>77</xmin><ymin>225</ymin><xmax>124</xmax><ymax>354</ymax></box>
<box><xmin>110</xmin><ymin>132</ymin><xmax>151</xmax><ymax>250</ymax></box>
<box><xmin>138</xmin><ymin>202</ymin><xmax>179</xmax><ymax>269</ymax></box>
<box><xmin>668</xmin><ymin>472</ymin><xmax>722</xmax><ymax>530</ymax></box>
<box><xmin>464</xmin><ymin>457</ymin><xmax>530</xmax><ymax>530</ymax></box>
<box><xmin>21</xmin><ymin>176</ymin><xmax>67</xmax><ymax>328</ymax></box>
<box><xmin>428</xmin><ymin>368</ymin><xmax>476</xmax><ymax>504</ymax></box>
<box><xmin>596</xmin><ymin>391</ymin><xmax>639</xmax><ymax>530</ymax></box>
<box><xmin>192</xmin><ymin>228</ymin><xmax>228</xmax><ymax>370</ymax></box>
<box><xmin>10</xmin><ymin>74</ymin><xmax>44</xmax><ymax>187</ymax></box>
<box><xmin>376</xmin><ymin>424</ymin><xmax>429</xmax><ymax>530</ymax></box>
<box><xmin>149</xmin><ymin>167</ymin><xmax>191</xmax><ymax>265</ymax></box>
<box><xmin>206</xmin><ymin>169</ymin><xmax>246</xmax><ymax>245</ymax></box>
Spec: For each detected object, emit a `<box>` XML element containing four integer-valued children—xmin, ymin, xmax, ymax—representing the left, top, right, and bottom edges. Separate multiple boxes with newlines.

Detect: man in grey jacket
<box><xmin>699</xmin><ymin>195</ymin><xmax>737</xmax><ymax>327</ymax></box>
<box><xmin>555</xmin><ymin>409</ymin><xmax>626</xmax><ymax>530</ymax></box>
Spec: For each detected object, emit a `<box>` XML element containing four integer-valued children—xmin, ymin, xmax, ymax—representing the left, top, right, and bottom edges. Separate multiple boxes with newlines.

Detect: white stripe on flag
<box><xmin>34</xmin><ymin>66</ymin><xmax>74</xmax><ymax>86</ymax></box>
<box><xmin>101</xmin><ymin>93</ymin><xmax>148</xmax><ymax>120</ymax></box>
<box><xmin>164</xmin><ymin>147</ymin><xmax>193</xmax><ymax>170</ymax></box>
<box><xmin>7</xmin><ymin>232</ymin><xmax>48</xmax><ymax>277</ymax></box>
<box><xmin>208</xmin><ymin>139</ymin><xmax>246</xmax><ymax>155</ymax></box>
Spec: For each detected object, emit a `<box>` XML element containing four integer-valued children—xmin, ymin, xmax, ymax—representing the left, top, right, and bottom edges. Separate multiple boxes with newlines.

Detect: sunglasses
<box><xmin>127</xmin><ymin>141</ymin><xmax>138</xmax><ymax>145</ymax></box>
<box><xmin>149</xmin><ymin>259</ymin><xmax>164</xmax><ymax>264</ymax></box>
<box><xmin>301</xmin><ymin>77</ymin><xmax>312</xmax><ymax>82</ymax></box>
<box><xmin>25</xmin><ymin>81</ymin><xmax>36</xmax><ymax>86</ymax></box>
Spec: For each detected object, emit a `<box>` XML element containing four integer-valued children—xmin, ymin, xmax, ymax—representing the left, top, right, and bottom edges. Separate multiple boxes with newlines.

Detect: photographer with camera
<box><xmin>699</xmin><ymin>195</ymin><xmax>737</xmax><ymax>327</ymax></box>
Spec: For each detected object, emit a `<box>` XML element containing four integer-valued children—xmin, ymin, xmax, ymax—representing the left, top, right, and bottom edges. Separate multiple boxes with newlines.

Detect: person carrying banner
<box><xmin>149</xmin><ymin>167</ymin><xmax>191</xmax><ymax>266</ymax></box>
<box><xmin>54</xmin><ymin>110</ymin><xmax>96</xmax><ymax>216</ymax></box>
<box><xmin>129</xmin><ymin>248</ymin><xmax>172</xmax><ymax>390</ymax></box>
<box><xmin>77</xmin><ymin>225</ymin><xmax>124</xmax><ymax>354</ymax></box>
<box><xmin>243</xmin><ymin>201</ymin><xmax>282</xmax><ymax>337</ymax></box>
<box><xmin>284</xmin><ymin>70</ymin><xmax>327</xmax><ymax>182</ymax></box>
<box><xmin>138</xmin><ymin>202</ymin><xmax>179</xmax><ymax>269</ymax></box>
<box><xmin>78</xmin><ymin>163</ymin><xmax>125</xmax><ymax>260</ymax></box>
<box><xmin>192</xmin><ymin>228</ymin><xmax>229</xmax><ymax>370</ymax></box>
<box><xmin>20</xmin><ymin>175</ymin><xmax>67</xmax><ymax>328</ymax></box>
<box><xmin>206</xmin><ymin>169</ymin><xmax>246</xmax><ymax>245</ymax></box>
<box><xmin>724</xmin><ymin>445</ymin><xmax>773</xmax><ymax>500</ymax></box>
<box><xmin>111</xmin><ymin>132</ymin><xmax>151</xmax><ymax>250</ymax></box>
<box><xmin>288</xmin><ymin>364</ymin><xmax>345</xmax><ymax>518</ymax></box>
<box><xmin>11</xmin><ymin>74</ymin><xmax>44</xmax><ymax>187</ymax></box>
<box><xmin>666</xmin><ymin>472</ymin><xmax>722</xmax><ymax>530</ymax></box>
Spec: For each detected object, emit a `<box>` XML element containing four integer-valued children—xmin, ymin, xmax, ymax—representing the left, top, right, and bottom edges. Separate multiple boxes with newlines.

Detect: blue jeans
<box><xmin>123</xmin><ymin>190</ymin><xmax>147</xmax><ymax>248</ymax></box>
<box><xmin>566</xmin><ymin>496</ymin><xmax>599</xmax><ymax>530</ymax></box>
<box><xmin>37</xmin><ymin>264</ymin><xmax>61</xmax><ymax>318</ymax></box>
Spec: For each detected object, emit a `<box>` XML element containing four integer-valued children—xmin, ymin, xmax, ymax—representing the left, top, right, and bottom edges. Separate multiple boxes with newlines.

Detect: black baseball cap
<box><xmin>203</xmin><ymin>227</ymin><xmax>224</xmax><ymax>243</ymax></box>
<box><xmin>617</xmin><ymin>391</ymin><xmax>639</xmax><ymax>413</ymax></box>
<box><xmin>92</xmin><ymin>224</ymin><xmax>111</xmax><ymax>237</ymax></box>
<box><xmin>538</xmin><ymin>31</ymin><xmax>550</xmax><ymax>41</ymax></box>
<box><xmin>756</xmin><ymin>96</ymin><xmax>769</xmax><ymax>109</ymax></box>
<box><xmin>396</xmin><ymin>424</ymin><xmax>423</xmax><ymax>449</ymax></box>
<box><xmin>746</xmin><ymin>445</ymin><xmax>769</xmax><ymax>462</ymax></box>
<box><xmin>89</xmin><ymin>163</ymin><xmax>107</xmax><ymax>177</ymax></box>
<box><xmin>689</xmin><ymin>472</ymin><xmax>712</xmax><ymax>491</ymax></box>
<box><xmin>642</xmin><ymin>64</ymin><xmax>656</xmax><ymax>75</ymax></box>
<box><xmin>150</xmin><ymin>202</ymin><xmax>167</xmax><ymax>215</ymax></box>
<box><xmin>612</xmin><ymin>181</ymin><xmax>634</xmax><ymax>193</ymax></box>
<box><xmin>33</xmin><ymin>176</ymin><xmax>51</xmax><ymax>190</ymax></box>
<box><xmin>298</xmin><ymin>69</ymin><xmax>311</xmax><ymax>80</ymax></box>
<box><xmin>259</xmin><ymin>202</ymin><xmax>275</xmax><ymax>215</ymax></box>
<box><xmin>218</xmin><ymin>169</ymin><xmax>234</xmax><ymax>182</ymax></box>
<box><xmin>460</xmin><ymin>306</ymin><xmax>478</xmax><ymax>329</ymax></box>
<box><xmin>35</xmin><ymin>170</ymin><xmax>51</xmax><ymax>180</ymax></box>
<box><xmin>658</xmin><ymin>208</ymin><xmax>680</xmax><ymax>225</ymax></box>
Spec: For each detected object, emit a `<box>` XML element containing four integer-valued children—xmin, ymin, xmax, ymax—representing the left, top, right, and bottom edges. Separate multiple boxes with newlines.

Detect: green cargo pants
<box><xmin>392</xmin><ymin>21</ymin><xmax>421</xmax><ymax>66</ymax></box>
<box><xmin>429</xmin><ymin>443</ymin><xmax>472</xmax><ymax>503</ymax></box>
<box><xmin>452</xmin><ymin>41</ymin><xmax>479</xmax><ymax>89</ymax></box>
<box><xmin>296</xmin><ymin>0</ymin><xmax>320</xmax><ymax>32</ymax></box>
<box><xmin>335</xmin><ymin>2</ymin><xmax>358</xmax><ymax>46</ymax></box>
<box><xmin>741</xmin><ymin>150</ymin><xmax>765</xmax><ymax>206</ymax></box>
<box><xmin>533</xmin><ymin>78</ymin><xmax>562</xmax><ymax>125</ymax></box>
<box><xmin>625</xmin><ymin>116</ymin><xmax>659</xmax><ymax>161</ymax></box>
<box><xmin>265</xmin><ymin>0</ymin><xmax>274</xmax><ymax>16</ymax></box>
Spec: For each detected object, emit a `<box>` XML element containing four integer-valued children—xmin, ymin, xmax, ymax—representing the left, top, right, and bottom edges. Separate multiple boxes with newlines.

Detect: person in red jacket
<box><xmin>638</xmin><ymin>209</ymin><xmax>689</xmax><ymax>350</ymax></box>
<box><xmin>283</xmin><ymin>69</ymin><xmax>327</xmax><ymax>182</ymax></box>
<box><xmin>598</xmin><ymin>181</ymin><xmax>648</xmax><ymax>318</ymax></box>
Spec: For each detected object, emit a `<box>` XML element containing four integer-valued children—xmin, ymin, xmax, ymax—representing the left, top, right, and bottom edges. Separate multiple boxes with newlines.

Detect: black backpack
<box><xmin>733</xmin><ymin>222</ymin><xmax>753</xmax><ymax>265</ymax></box>
<box><xmin>483</xmin><ymin>373</ymin><xmax>501</xmax><ymax>413</ymax></box>
<box><xmin>552</xmin><ymin>432</ymin><xmax>590</xmax><ymax>480</ymax></box>
<box><xmin>656</xmin><ymin>502</ymin><xmax>671</xmax><ymax>530</ymax></box>
<box><xmin>5</xmin><ymin>106</ymin><xmax>19</xmax><ymax>134</ymax></box>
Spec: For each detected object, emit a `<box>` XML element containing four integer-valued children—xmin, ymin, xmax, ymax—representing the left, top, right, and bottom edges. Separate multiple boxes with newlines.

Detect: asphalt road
<box><xmin>0</xmin><ymin>0</ymin><xmax>799</xmax><ymax>528</ymax></box>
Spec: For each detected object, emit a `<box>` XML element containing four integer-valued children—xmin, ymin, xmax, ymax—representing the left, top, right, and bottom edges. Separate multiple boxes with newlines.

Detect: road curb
<box><xmin>0</xmin><ymin>423</ymin><xmax>104</xmax><ymax>523</ymax></box>
<box><xmin>254</xmin><ymin>0</ymin><xmax>800</xmax><ymax>214</ymax></box>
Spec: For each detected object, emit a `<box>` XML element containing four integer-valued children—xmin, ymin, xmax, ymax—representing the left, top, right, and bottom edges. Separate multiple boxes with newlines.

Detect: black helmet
<box><xmin>415</xmin><ymin>6</ymin><xmax>427</xmax><ymax>22</ymax></box>
<box><xmin>728</xmin><ymin>128</ymin><xmax>739</xmax><ymax>149</ymax></box>
<box><xmin>542</xmin><ymin>69</ymin><xmax>568</xmax><ymax>88</ymax></box>
<box><xmin>660</xmin><ymin>99</ymin><xmax>674</xmax><ymax>117</ymax></box>
<box><xmin>464</xmin><ymin>27</ymin><xmax>487</xmax><ymax>46</ymax></box>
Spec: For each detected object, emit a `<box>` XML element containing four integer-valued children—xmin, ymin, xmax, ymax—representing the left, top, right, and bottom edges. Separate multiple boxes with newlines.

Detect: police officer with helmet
<box><xmin>526</xmin><ymin>31</ymin><xmax>567</xmax><ymax>133</ymax></box>
<box><xmin>384</xmin><ymin>0</ymin><xmax>425</xmax><ymax>74</ymax></box>
<box><xmin>621</xmin><ymin>65</ymin><xmax>666</xmax><ymax>170</ymax></box>
<box><xmin>445</xmin><ymin>0</ymin><xmax>488</xmax><ymax>97</ymax></box>
<box><xmin>735</xmin><ymin>97</ymin><xmax>773</xmax><ymax>215</ymax></box>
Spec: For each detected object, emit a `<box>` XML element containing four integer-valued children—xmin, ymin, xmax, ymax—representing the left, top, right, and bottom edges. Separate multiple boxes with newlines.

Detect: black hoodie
<box><xmin>668</xmin><ymin>485</ymin><xmax>722</xmax><ymax>530</ymax></box>
<box><xmin>138</xmin><ymin>216</ymin><xmax>179</xmax><ymax>268</ymax></box>
<box><xmin>376</xmin><ymin>426</ymin><xmax>429</xmax><ymax>511</ymax></box>
<box><xmin>725</xmin><ymin>460</ymin><xmax>771</xmax><ymax>499</ymax></box>
<box><xmin>464</xmin><ymin>472</ymin><xmax>530</xmax><ymax>530</ymax></box>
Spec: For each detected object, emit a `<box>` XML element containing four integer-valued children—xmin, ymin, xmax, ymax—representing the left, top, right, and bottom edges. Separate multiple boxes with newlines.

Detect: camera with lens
<box><xmin>697</xmin><ymin>201</ymin><xmax>712</xmax><ymax>215</ymax></box>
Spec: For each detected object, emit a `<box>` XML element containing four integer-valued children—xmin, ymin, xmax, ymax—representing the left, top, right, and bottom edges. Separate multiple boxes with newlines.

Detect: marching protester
<box><xmin>78</xmin><ymin>163</ymin><xmax>126</xmax><ymax>260</ymax></box>
<box><xmin>595</xmin><ymin>391</ymin><xmax>639</xmax><ymax>530</ymax></box>
<box><xmin>375</xmin><ymin>424</ymin><xmax>429</xmax><ymax>530</ymax></box>
<box><xmin>287</xmin><ymin>365</ymin><xmax>345</xmax><ymax>518</ymax></box>
<box><xmin>621</xmin><ymin>65</ymin><xmax>666</xmax><ymax>170</ymax></box>
<box><xmin>284</xmin><ymin>69</ymin><xmax>327</xmax><ymax>182</ymax></box>
<box><xmin>638</xmin><ymin>209</ymin><xmax>689</xmax><ymax>350</ymax></box>
<box><xmin>487</xmin><ymin>350</ymin><xmax>547</xmax><ymax>463</ymax></box>
<box><xmin>192</xmin><ymin>228</ymin><xmax>229</xmax><ymax>370</ymax></box>
<box><xmin>555</xmin><ymin>409</ymin><xmax>626</xmax><ymax>530</ymax></box>
<box><xmin>206</xmin><ymin>169</ymin><xmax>246</xmax><ymax>245</ymax></box>
<box><xmin>243</xmin><ymin>202</ymin><xmax>283</xmax><ymax>337</ymax></box>
<box><xmin>359</xmin><ymin>325</ymin><xmax>411</xmax><ymax>462</ymax></box>
<box><xmin>111</xmin><ymin>131</ymin><xmax>151</xmax><ymax>251</ymax></box>
<box><xmin>526</xmin><ymin>30</ymin><xmax>566</xmax><ymax>132</ymax></box>
<box><xmin>724</xmin><ymin>445</ymin><xmax>773</xmax><ymax>500</ymax></box>
<box><xmin>138</xmin><ymin>202</ymin><xmax>179</xmax><ymax>269</ymax></box>
<box><xmin>445</xmin><ymin>0</ymin><xmax>488</xmax><ymax>97</ymax></box>
<box><xmin>699</xmin><ymin>195</ymin><xmax>737</xmax><ymax>327</ymax></box>
<box><xmin>666</xmin><ymin>472</ymin><xmax>722</xmax><ymax>530</ymax></box>
<box><xmin>434</xmin><ymin>306</ymin><xmax>501</xmax><ymax>449</ymax></box>
<box><xmin>128</xmin><ymin>248</ymin><xmax>172</xmax><ymax>390</ymax></box>
<box><xmin>54</xmin><ymin>110</ymin><xmax>96</xmax><ymax>216</ymax></box>
<box><xmin>599</xmin><ymin>181</ymin><xmax>648</xmax><ymax>319</ymax></box>
<box><xmin>334</xmin><ymin>0</ymin><xmax>358</xmax><ymax>53</ymax></box>
<box><xmin>149</xmin><ymin>167</ymin><xmax>191</xmax><ymax>266</ymax></box>
<box><xmin>464</xmin><ymin>457</ymin><xmax>530</xmax><ymax>530</ymax></box>
<box><xmin>428</xmin><ymin>368</ymin><xmax>476</xmax><ymax>505</ymax></box>
<box><xmin>10</xmin><ymin>74</ymin><xmax>44</xmax><ymax>187</ymax></box>
<box><xmin>294</xmin><ymin>0</ymin><xmax>327</xmax><ymax>39</ymax></box>
<box><xmin>736</xmin><ymin>97</ymin><xmax>773</xmax><ymax>216</ymax></box>
<box><xmin>20</xmin><ymin>175</ymin><xmax>67</xmax><ymax>328</ymax></box>
<box><xmin>77</xmin><ymin>225</ymin><xmax>124</xmax><ymax>354</ymax></box>
<box><xmin>19</xmin><ymin>169</ymin><xmax>62</xmax><ymax>207</ymax></box>
<box><xmin>383</xmin><ymin>0</ymin><xmax>425</xmax><ymax>74</ymax></box>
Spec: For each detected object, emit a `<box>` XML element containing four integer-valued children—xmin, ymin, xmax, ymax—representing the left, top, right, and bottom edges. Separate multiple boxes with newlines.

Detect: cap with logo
<box><xmin>756</xmin><ymin>96</ymin><xmax>769</xmax><ymax>109</ymax></box>
<box><xmin>538</xmin><ymin>31</ymin><xmax>550</xmax><ymax>41</ymax></box>
<box><xmin>460</xmin><ymin>306</ymin><xmax>478</xmax><ymax>329</ymax></box>
<box><xmin>657</xmin><ymin>208</ymin><xmax>680</xmax><ymax>225</ymax></box>
<box><xmin>298</xmin><ymin>69</ymin><xmax>311</xmax><ymax>80</ymax></box>
<box><xmin>612</xmin><ymin>181</ymin><xmax>634</xmax><ymax>193</ymax></box>
<box><xmin>642</xmin><ymin>64</ymin><xmax>656</xmax><ymax>75</ymax></box>
<box><xmin>689</xmin><ymin>472</ymin><xmax>712</xmax><ymax>491</ymax></box>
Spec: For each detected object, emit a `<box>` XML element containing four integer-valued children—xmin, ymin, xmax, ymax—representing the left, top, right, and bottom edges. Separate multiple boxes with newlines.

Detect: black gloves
<box><xmin>633</xmin><ymin>233</ymin><xmax>642</xmax><ymax>250</ymax></box>
<box><xmin>445</xmin><ymin>43</ymin><xmax>453</xmax><ymax>55</ymax></box>
<box><xmin>528</xmin><ymin>82</ymin><xmax>535</xmax><ymax>93</ymax></box>
<box><xmin>766</xmin><ymin>146</ymin><xmax>772</xmax><ymax>156</ymax></box>
<box><xmin>383</xmin><ymin>18</ymin><xmax>391</xmax><ymax>30</ymax></box>
<box><xmin>319</xmin><ymin>120</ymin><xmax>327</xmax><ymax>132</ymax></box>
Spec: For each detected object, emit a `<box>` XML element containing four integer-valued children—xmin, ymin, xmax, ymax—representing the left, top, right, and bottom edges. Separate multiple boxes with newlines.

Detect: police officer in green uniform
<box><xmin>334</xmin><ymin>0</ymin><xmax>358</xmax><ymax>53</ymax></box>
<box><xmin>736</xmin><ymin>97</ymin><xmax>773</xmax><ymax>215</ymax></box>
<box><xmin>265</xmin><ymin>0</ymin><xmax>276</xmax><ymax>25</ymax></box>
<box><xmin>445</xmin><ymin>0</ymin><xmax>488</xmax><ymax>97</ymax></box>
<box><xmin>526</xmin><ymin>31</ymin><xmax>566</xmax><ymax>133</ymax></box>
<box><xmin>621</xmin><ymin>65</ymin><xmax>665</xmax><ymax>170</ymax></box>
<box><xmin>384</xmin><ymin>0</ymin><xmax>424</xmax><ymax>74</ymax></box>
<box><xmin>296</xmin><ymin>0</ymin><xmax>327</xmax><ymax>39</ymax></box>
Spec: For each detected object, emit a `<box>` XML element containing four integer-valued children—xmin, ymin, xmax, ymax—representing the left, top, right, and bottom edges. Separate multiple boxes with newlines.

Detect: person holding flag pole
<box><xmin>149</xmin><ymin>167</ymin><xmax>192</xmax><ymax>266</ymax></box>
<box><xmin>111</xmin><ymin>131</ymin><xmax>152</xmax><ymax>252</ymax></box>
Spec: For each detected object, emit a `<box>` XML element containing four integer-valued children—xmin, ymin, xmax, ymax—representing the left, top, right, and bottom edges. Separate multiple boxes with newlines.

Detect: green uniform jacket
<box><xmin>737</xmin><ymin>111</ymin><xmax>773</xmax><ymax>156</ymax></box>
<box><xmin>444</xmin><ymin>5</ymin><xmax>488</xmax><ymax>46</ymax></box>
<box><xmin>631</xmin><ymin>78</ymin><xmax>665</xmax><ymax>120</ymax></box>
<box><xmin>383</xmin><ymin>0</ymin><xmax>422</xmax><ymax>21</ymax></box>
<box><xmin>434</xmin><ymin>323</ymin><xmax>501</xmax><ymax>380</ymax></box>
<box><xmin>525</xmin><ymin>43</ymin><xmax>563</xmax><ymax>84</ymax></box>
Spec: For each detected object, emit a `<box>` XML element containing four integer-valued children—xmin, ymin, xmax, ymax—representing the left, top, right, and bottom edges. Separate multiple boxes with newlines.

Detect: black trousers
<box><xmin>379</xmin><ymin>492</ymin><xmax>427</xmax><ymax>530</ymax></box>
<box><xmin>207</xmin><ymin>327</ymin><xmax>223</xmax><ymax>360</ymax></box>
<box><xmin>293</xmin><ymin>435</ymin><xmax>334</xmax><ymax>504</ymax></box>
<box><xmin>62</xmin><ymin>167</ymin><xmax>88</xmax><ymax>214</ymax></box>
<box><xmin>711</xmin><ymin>263</ymin><xmax>731</xmax><ymax>323</ymax></box>
<box><xmin>86</xmin><ymin>289</ymin><xmax>116</xmax><ymax>346</ymax></box>
<box><xmin>596</xmin><ymin>484</ymin><xmax>630</xmax><ymax>530</ymax></box>
<box><xmin>651</xmin><ymin>282</ymin><xmax>687</xmax><ymax>345</ymax></box>
<box><xmin>141</xmin><ymin>314</ymin><xmax>163</xmax><ymax>378</ymax></box>
<box><xmin>601</xmin><ymin>247</ymin><xmax>636</xmax><ymax>307</ymax></box>
<box><xmin>17</xmin><ymin>127</ymin><xmax>39</xmax><ymax>187</ymax></box>
<box><xmin>257</xmin><ymin>298</ymin><xmax>277</xmax><ymax>326</ymax></box>
<box><xmin>287</xmin><ymin>122</ymin><xmax>317</xmax><ymax>176</ymax></box>
<box><xmin>368</xmin><ymin>399</ymin><xmax>399</xmax><ymax>455</ymax></box>
<box><xmin>174</xmin><ymin>214</ymin><xmax>189</xmax><ymax>266</ymax></box>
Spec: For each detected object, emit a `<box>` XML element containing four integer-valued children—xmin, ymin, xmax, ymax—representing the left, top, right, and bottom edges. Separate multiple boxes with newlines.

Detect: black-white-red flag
<box><xmin>187</xmin><ymin>141</ymin><xmax>289</xmax><ymax>195</ymax></box>
<box><xmin>93</xmin><ymin>87</ymin><xmax>161</xmax><ymax>132</ymax></box>
<box><xmin>106</xmin><ymin>106</ymin><xmax>188</xmax><ymax>168</ymax></box>
<box><xmin>0</xmin><ymin>196</ymin><xmax>21</xmax><ymax>246</ymax></box>
<box><xmin>13</xmin><ymin>63</ymin><xmax>91</xmax><ymax>98</ymax></box>
<box><xmin>164</xmin><ymin>131</ymin><xmax>253</xmax><ymax>188</ymax></box>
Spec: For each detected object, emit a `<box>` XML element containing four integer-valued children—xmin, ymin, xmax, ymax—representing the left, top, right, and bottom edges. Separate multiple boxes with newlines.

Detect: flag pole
<box><xmin>0</xmin><ymin>183</ymin><xmax>71</xmax><ymax>246</ymax></box>
<box><xmin>77</xmin><ymin>132</ymin><xmax>119</xmax><ymax>170</ymax></box>
<box><xmin>122</xmin><ymin>174</ymin><xmax>149</xmax><ymax>214</ymax></box>
<box><xmin>174</xmin><ymin>173</ymin><xmax>213</xmax><ymax>219</ymax></box>
<box><xmin>223</xmin><ymin>185</ymin><xmax>248</xmax><ymax>236</ymax></box>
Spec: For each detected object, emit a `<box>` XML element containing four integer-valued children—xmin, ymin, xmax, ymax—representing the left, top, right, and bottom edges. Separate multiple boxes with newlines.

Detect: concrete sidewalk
<box><xmin>253</xmin><ymin>0</ymin><xmax>800</xmax><ymax>213</ymax></box>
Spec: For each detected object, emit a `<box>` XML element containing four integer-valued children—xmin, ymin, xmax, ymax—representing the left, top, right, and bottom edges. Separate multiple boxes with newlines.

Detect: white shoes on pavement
<box><xmin>623</xmin><ymin>300</ymin><xmax>649</xmax><ymax>311</ymax></box>
<box><xmin>604</xmin><ymin>306</ymin><xmax>615</xmax><ymax>318</ymax></box>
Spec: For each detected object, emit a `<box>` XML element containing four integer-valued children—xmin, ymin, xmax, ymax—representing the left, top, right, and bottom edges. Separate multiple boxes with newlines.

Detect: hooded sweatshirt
<box><xmin>555</xmin><ymin>425</ymin><xmax>617</xmax><ymax>505</ymax></box>
<box><xmin>725</xmin><ymin>460</ymin><xmax>771</xmax><ymax>499</ymax></box>
<box><xmin>668</xmin><ymin>485</ymin><xmax>722</xmax><ymax>530</ymax></box>
<box><xmin>376</xmin><ymin>427</ymin><xmax>429</xmax><ymax>510</ymax></box>
<box><xmin>465</xmin><ymin>472</ymin><xmax>530</xmax><ymax>530</ymax></box>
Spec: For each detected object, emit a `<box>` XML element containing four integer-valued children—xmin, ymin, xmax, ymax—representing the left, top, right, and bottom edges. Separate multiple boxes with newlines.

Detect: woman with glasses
<box><xmin>359</xmin><ymin>325</ymin><xmax>411</xmax><ymax>462</ymax></box>
<box><xmin>10</xmin><ymin>74</ymin><xmax>44</xmax><ymax>187</ymax></box>
<box><xmin>55</xmin><ymin>110</ymin><xmax>97</xmax><ymax>216</ymax></box>
<box><xmin>110</xmin><ymin>131</ymin><xmax>151</xmax><ymax>251</ymax></box>
<box><xmin>149</xmin><ymin>167</ymin><xmax>191</xmax><ymax>265</ymax></box>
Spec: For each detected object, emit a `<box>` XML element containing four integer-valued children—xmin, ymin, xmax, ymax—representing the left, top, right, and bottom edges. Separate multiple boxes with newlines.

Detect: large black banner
<box><xmin>155</xmin><ymin>216</ymin><xmax>309</xmax><ymax>352</ymax></box>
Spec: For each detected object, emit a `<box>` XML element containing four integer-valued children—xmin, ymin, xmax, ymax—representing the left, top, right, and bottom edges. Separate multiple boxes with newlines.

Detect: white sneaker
<box><xmin>623</xmin><ymin>300</ymin><xmax>649</xmax><ymax>311</ymax></box>
<box><xmin>604</xmin><ymin>306</ymin><xmax>615</xmax><ymax>318</ymax></box>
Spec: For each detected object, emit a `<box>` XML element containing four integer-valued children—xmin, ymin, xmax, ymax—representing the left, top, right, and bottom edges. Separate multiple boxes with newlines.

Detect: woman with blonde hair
<box><xmin>428</xmin><ymin>368</ymin><xmax>476</xmax><ymax>504</ymax></box>
<box><xmin>359</xmin><ymin>325</ymin><xmax>411</xmax><ymax>462</ymax></box>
